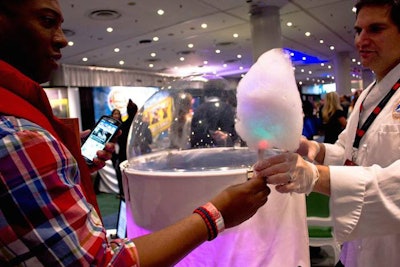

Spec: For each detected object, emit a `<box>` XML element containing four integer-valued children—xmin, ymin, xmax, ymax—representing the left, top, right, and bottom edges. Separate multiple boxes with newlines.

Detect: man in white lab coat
<box><xmin>253</xmin><ymin>0</ymin><xmax>400</xmax><ymax>266</ymax></box>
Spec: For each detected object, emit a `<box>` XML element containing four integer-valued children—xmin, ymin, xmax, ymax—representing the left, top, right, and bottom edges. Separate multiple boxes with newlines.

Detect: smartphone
<box><xmin>81</xmin><ymin>115</ymin><xmax>122</xmax><ymax>164</ymax></box>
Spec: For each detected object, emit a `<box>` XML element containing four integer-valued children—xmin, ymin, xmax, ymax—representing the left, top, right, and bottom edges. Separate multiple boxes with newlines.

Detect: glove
<box><xmin>297</xmin><ymin>137</ymin><xmax>320</xmax><ymax>162</ymax></box>
<box><xmin>254</xmin><ymin>152</ymin><xmax>320</xmax><ymax>195</ymax></box>
<box><xmin>290</xmin><ymin>158</ymin><xmax>320</xmax><ymax>195</ymax></box>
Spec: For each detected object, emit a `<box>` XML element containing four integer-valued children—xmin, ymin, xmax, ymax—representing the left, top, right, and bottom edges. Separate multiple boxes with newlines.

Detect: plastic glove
<box><xmin>297</xmin><ymin>136</ymin><xmax>320</xmax><ymax>162</ymax></box>
<box><xmin>253</xmin><ymin>152</ymin><xmax>320</xmax><ymax>195</ymax></box>
<box><xmin>289</xmin><ymin>156</ymin><xmax>320</xmax><ymax>194</ymax></box>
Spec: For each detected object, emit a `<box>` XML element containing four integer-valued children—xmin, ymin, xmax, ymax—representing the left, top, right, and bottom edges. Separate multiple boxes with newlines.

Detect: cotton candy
<box><xmin>235</xmin><ymin>48</ymin><xmax>303</xmax><ymax>152</ymax></box>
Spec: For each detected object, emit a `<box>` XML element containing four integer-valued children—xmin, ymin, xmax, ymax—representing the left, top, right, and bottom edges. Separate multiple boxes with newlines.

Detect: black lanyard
<box><xmin>353</xmin><ymin>78</ymin><xmax>400</xmax><ymax>148</ymax></box>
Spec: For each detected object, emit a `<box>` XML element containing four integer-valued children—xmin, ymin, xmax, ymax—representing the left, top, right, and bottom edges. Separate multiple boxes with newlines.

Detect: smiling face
<box><xmin>354</xmin><ymin>4</ymin><xmax>400</xmax><ymax>80</ymax></box>
<box><xmin>0</xmin><ymin>0</ymin><xmax>68</xmax><ymax>83</ymax></box>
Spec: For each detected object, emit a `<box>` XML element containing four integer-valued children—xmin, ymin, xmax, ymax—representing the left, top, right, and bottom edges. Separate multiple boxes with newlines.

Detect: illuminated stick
<box><xmin>258</xmin><ymin>140</ymin><xmax>268</xmax><ymax>161</ymax></box>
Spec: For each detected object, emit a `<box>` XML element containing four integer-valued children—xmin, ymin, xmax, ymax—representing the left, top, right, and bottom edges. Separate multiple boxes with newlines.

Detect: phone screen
<box><xmin>81</xmin><ymin>116</ymin><xmax>121</xmax><ymax>164</ymax></box>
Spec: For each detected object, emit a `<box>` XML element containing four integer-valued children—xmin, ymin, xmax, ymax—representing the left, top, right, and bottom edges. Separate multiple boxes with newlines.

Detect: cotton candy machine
<box><xmin>120</xmin><ymin>66</ymin><xmax>309</xmax><ymax>267</ymax></box>
<box><xmin>122</xmin><ymin>147</ymin><xmax>278</xmax><ymax>231</ymax></box>
<box><xmin>122</xmin><ymin>76</ymin><xmax>254</xmax><ymax>230</ymax></box>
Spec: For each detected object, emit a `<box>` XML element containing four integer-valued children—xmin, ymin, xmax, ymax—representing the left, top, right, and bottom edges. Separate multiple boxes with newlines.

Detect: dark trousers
<box><xmin>335</xmin><ymin>260</ymin><xmax>345</xmax><ymax>267</ymax></box>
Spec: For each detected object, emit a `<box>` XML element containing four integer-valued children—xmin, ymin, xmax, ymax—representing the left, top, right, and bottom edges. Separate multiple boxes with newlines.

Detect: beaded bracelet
<box><xmin>193</xmin><ymin>202</ymin><xmax>225</xmax><ymax>241</ymax></box>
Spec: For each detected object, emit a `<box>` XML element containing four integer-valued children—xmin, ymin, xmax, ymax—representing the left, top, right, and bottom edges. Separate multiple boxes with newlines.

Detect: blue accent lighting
<box><xmin>284</xmin><ymin>48</ymin><xmax>328</xmax><ymax>65</ymax></box>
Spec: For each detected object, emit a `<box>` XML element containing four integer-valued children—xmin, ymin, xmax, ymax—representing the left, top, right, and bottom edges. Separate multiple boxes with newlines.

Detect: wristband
<box><xmin>203</xmin><ymin>202</ymin><xmax>225</xmax><ymax>233</ymax></box>
<box><xmin>193</xmin><ymin>202</ymin><xmax>225</xmax><ymax>241</ymax></box>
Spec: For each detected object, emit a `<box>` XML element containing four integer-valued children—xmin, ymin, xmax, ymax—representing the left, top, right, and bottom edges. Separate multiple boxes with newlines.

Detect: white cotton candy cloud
<box><xmin>235</xmin><ymin>48</ymin><xmax>303</xmax><ymax>152</ymax></box>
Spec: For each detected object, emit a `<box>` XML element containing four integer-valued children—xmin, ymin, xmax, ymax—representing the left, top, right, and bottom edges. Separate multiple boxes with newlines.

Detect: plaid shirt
<box><xmin>0</xmin><ymin>116</ymin><xmax>139</xmax><ymax>266</ymax></box>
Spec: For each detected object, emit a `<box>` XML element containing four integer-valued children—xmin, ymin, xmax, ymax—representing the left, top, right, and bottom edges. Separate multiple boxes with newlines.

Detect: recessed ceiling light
<box><xmin>157</xmin><ymin>9</ymin><xmax>165</xmax><ymax>15</ymax></box>
<box><xmin>305</xmin><ymin>32</ymin><xmax>311</xmax><ymax>37</ymax></box>
<box><xmin>153</xmin><ymin>36</ymin><xmax>159</xmax><ymax>42</ymax></box>
<box><xmin>150</xmin><ymin>52</ymin><xmax>156</xmax><ymax>57</ymax></box>
<box><xmin>119</xmin><ymin>60</ymin><xmax>125</xmax><ymax>65</ymax></box>
<box><xmin>188</xmin><ymin>43</ymin><xmax>194</xmax><ymax>48</ymax></box>
<box><xmin>330</xmin><ymin>46</ymin><xmax>335</xmax><ymax>50</ymax></box>
<box><xmin>107</xmin><ymin>27</ymin><xmax>113</xmax><ymax>33</ymax></box>
<box><xmin>201</xmin><ymin>23</ymin><xmax>208</xmax><ymax>29</ymax></box>
<box><xmin>215</xmin><ymin>49</ymin><xmax>221</xmax><ymax>54</ymax></box>
<box><xmin>180</xmin><ymin>57</ymin><xmax>185</xmax><ymax>61</ymax></box>
<box><xmin>114</xmin><ymin>48</ymin><xmax>120</xmax><ymax>52</ymax></box>
<box><xmin>286</xmin><ymin>22</ymin><xmax>293</xmax><ymax>27</ymax></box>
<box><xmin>82</xmin><ymin>57</ymin><xmax>88</xmax><ymax>62</ymax></box>
<box><xmin>233</xmin><ymin>33</ymin><xmax>239</xmax><ymax>38</ymax></box>
<box><xmin>68</xmin><ymin>41</ymin><xmax>74</xmax><ymax>46</ymax></box>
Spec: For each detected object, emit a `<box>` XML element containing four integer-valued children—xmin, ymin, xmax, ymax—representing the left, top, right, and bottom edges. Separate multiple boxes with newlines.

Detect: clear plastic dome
<box><xmin>126</xmin><ymin>76</ymin><xmax>244</xmax><ymax>161</ymax></box>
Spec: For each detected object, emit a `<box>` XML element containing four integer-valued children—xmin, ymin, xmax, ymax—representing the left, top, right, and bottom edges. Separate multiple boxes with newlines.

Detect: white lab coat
<box><xmin>323</xmin><ymin>63</ymin><xmax>400</xmax><ymax>267</ymax></box>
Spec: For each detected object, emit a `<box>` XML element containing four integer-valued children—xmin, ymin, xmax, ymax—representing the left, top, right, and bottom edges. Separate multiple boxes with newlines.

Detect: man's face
<box><xmin>0</xmin><ymin>0</ymin><xmax>67</xmax><ymax>83</ymax></box>
<box><xmin>354</xmin><ymin>5</ymin><xmax>400</xmax><ymax>80</ymax></box>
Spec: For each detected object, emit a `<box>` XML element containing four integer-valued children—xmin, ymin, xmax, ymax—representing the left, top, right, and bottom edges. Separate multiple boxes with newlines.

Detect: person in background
<box><xmin>321</xmin><ymin>91</ymin><xmax>347</xmax><ymax>143</ymax></box>
<box><xmin>169</xmin><ymin>91</ymin><xmax>193</xmax><ymax>149</ymax></box>
<box><xmin>132</xmin><ymin>113</ymin><xmax>153</xmax><ymax>155</ymax></box>
<box><xmin>302</xmin><ymin>100</ymin><xmax>319</xmax><ymax>140</ymax></box>
<box><xmin>107</xmin><ymin>108</ymin><xmax>123</xmax><ymax>197</ymax></box>
<box><xmin>254</xmin><ymin>1</ymin><xmax>400</xmax><ymax>266</ymax></box>
<box><xmin>190</xmin><ymin>82</ymin><xmax>240</xmax><ymax>148</ymax></box>
<box><xmin>348</xmin><ymin>89</ymin><xmax>362</xmax><ymax>116</ymax></box>
<box><xmin>111</xmin><ymin>108</ymin><xmax>122</xmax><ymax>121</ymax></box>
<box><xmin>115</xmin><ymin>99</ymin><xmax>138</xmax><ymax>198</ymax></box>
<box><xmin>109</xmin><ymin>101</ymin><xmax>138</xmax><ymax>198</ymax></box>
<box><xmin>118</xmin><ymin>99</ymin><xmax>138</xmax><ymax>164</ymax></box>
<box><xmin>0</xmin><ymin>1</ymin><xmax>270</xmax><ymax>266</ymax></box>
<box><xmin>340</xmin><ymin>94</ymin><xmax>351</xmax><ymax>116</ymax></box>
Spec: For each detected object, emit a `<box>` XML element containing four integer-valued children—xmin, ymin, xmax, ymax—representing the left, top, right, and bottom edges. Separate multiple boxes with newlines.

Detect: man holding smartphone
<box><xmin>0</xmin><ymin>0</ymin><xmax>270</xmax><ymax>266</ymax></box>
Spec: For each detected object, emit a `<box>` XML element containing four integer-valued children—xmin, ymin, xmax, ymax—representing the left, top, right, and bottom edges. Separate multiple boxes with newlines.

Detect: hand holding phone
<box><xmin>81</xmin><ymin>115</ymin><xmax>122</xmax><ymax>164</ymax></box>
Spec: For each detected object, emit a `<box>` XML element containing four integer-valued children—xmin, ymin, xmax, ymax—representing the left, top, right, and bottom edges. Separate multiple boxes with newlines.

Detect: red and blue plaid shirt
<box><xmin>0</xmin><ymin>116</ymin><xmax>139</xmax><ymax>266</ymax></box>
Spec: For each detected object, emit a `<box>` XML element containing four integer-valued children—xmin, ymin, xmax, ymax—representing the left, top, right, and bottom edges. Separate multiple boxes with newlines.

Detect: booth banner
<box><xmin>143</xmin><ymin>96</ymin><xmax>173</xmax><ymax>137</ymax></box>
<box><xmin>93</xmin><ymin>86</ymin><xmax>158</xmax><ymax>122</ymax></box>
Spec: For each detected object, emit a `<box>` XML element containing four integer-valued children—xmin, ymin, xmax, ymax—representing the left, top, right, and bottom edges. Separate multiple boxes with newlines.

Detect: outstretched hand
<box><xmin>210</xmin><ymin>174</ymin><xmax>270</xmax><ymax>229</ymax></box>
<box><xmin>253</xmin><ymin>152</ymin><xmax>319</xmax><ymax>195</ymax></box>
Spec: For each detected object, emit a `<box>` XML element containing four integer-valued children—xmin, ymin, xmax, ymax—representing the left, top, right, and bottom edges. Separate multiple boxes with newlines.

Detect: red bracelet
<box><xmin>193</xmin><ymin>202</ymin><xmax>225</xmax><ymax>241</ymax></box>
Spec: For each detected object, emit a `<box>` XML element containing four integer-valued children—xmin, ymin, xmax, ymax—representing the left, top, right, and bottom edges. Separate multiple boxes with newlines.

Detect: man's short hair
<box><xmin>355</xmin><ymin>0</ymin><xmax>400</xmax><ymax>31</ymax></box>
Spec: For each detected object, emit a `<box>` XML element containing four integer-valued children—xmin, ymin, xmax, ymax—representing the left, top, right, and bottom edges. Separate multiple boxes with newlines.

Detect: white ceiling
<box><xmin>59</xmin><ymin>0</ymin><xmax>360</xmax><ymax>85</ymax></box>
